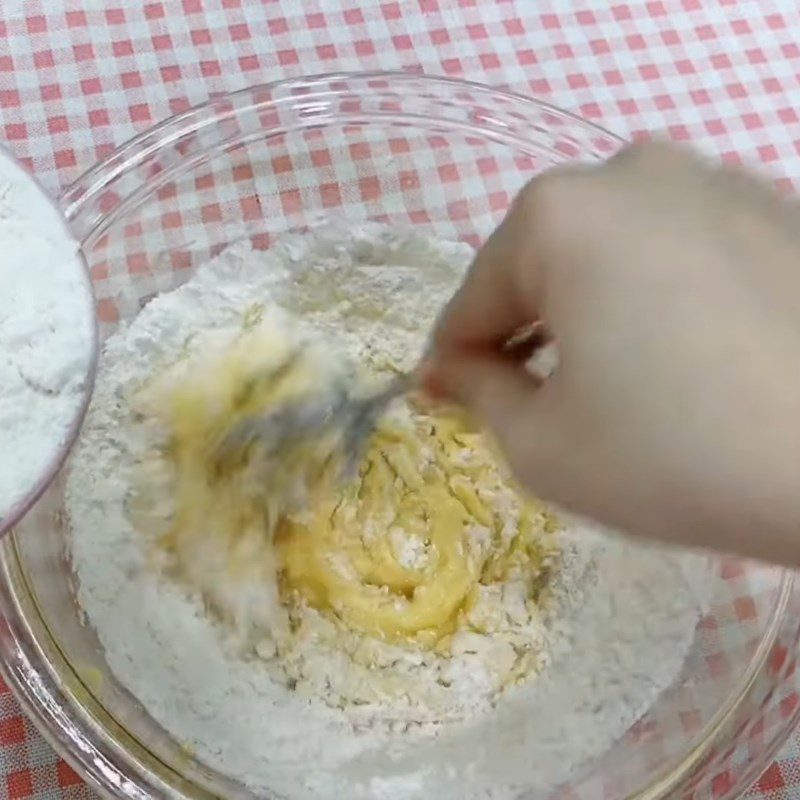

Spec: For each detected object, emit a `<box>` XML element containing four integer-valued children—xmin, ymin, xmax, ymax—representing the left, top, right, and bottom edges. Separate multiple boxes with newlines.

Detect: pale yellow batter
<box><xmin>128</xmin><ymin>318</ymin><xmax>560</xmax><ymax>658</ymax></box>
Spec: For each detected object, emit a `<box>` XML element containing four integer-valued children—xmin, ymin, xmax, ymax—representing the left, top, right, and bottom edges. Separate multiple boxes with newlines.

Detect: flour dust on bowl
<box><xmin>0</xmin><ymin>74</ymin><xmax>798</xmax><ymax>800</ymax></box>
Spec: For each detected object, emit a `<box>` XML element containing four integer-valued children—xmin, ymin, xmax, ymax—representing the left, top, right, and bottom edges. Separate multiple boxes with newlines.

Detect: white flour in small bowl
<box><xmin>67</xmin><ymin>224</ymin><xmax>711</xmax><ymax>799</ymax></box>
<box><xmin>0</xmin><ymin>150</ymin><xmax>94</xmax><ymax>526</ymax></box>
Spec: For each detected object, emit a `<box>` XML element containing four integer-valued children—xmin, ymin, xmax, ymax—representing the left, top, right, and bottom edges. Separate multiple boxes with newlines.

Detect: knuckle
<box><xmin>512</xmin><ymin>167</ymin><xmax>610</xmax><ymax>260</ymax></box>
<box><xmin>608</xmin><ymin>140</ymin><xmax>690</xmax><ymax>173</ymax></box>
<box><xmin>514</xmin><ymin>168</ymin><xmax>587</xmax><ymax>230</ymax></box>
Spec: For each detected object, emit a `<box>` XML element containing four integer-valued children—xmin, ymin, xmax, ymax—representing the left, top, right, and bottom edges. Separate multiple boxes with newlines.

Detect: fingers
<box><xmin>429</xmin><ymin>161</ymin><xmax>597</xmax><ymax>362</ymax></box>
<box><xmin>423</xmin><ymin>351</ymin><xmax>539</xmax><ymax>424</ymax></box>
<box><xmin>429</xmin><ymin>178</ymin><xmax>552</xmax><ymax>356</ymax></box>
<box><xmin>429</xmin><ymin>225</ymin><xmax>533</xmax><ymax>357</ymax></box>
<box><xmin>420</xmin><ymin>351</ymin><xmax>551</xmax><ymax>456</ymax></box>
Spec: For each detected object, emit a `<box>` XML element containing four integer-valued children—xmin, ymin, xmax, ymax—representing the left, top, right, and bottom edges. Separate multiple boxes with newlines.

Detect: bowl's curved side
<box><xmin>637</xmin><ymin>570</ymin><xmax>800</xmax><ymax>800</ymax></box>
<box><xmin>0</xmin><ymin>532</ymin><xmax>186</xmax><ymax>800</ymax></box>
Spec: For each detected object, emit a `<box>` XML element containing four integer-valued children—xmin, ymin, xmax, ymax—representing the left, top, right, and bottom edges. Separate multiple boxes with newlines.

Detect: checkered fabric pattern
<box><xmin>2</xmin><ymin>0</ymin><xmax>800</xmax><ymax>798</ymax></box>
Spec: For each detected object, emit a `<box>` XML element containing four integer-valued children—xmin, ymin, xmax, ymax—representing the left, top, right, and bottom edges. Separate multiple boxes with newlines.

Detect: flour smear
<box><xmin>68</xmin><ymin>224</ymin><xmax>711</xmax><ymax>799</ymax></box>
<box><xmin>0</xmin><ymin>149</ymin><xmax>94</xmax><ymax>525</ymax></box>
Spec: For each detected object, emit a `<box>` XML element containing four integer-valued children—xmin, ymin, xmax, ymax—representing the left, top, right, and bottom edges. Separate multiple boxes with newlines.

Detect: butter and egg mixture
<box><xmin>129</xmin><ymin>315</ymin><xmax>563</xmax><ymax>722</ymax></box>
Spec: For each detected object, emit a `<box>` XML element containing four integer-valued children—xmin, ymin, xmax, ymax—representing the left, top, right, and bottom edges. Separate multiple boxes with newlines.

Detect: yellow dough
<box><xmin>129</xmin><ymin>319</ymin><xmax>560</xmax><ymax>651</ymax></box>
<box><xmin>276</xmin><ymin>413</ymin><xmax>555</xmax><ymax>647</ymax></box>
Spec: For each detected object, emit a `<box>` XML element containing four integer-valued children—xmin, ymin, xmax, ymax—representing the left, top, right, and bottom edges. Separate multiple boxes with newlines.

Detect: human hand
<box><xmin>424</xmin><ymin>142</ymin><xmax>800</xmax><ymax>565</ymax></box>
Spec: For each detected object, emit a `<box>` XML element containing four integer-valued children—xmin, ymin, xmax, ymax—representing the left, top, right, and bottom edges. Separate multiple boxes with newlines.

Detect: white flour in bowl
<box><xmin>0</xmin><ymin>150</ymin><xmax>94</xmax><ymax>524</ymax></box>
<box><xmin>67</xmin><ymin>224</ymin><xmax>711</xmax><ymax>799</ymax></box>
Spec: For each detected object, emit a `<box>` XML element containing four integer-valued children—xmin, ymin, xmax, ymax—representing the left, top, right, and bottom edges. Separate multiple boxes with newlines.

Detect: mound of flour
<box><xmin>0</xmin><ymin>150</ymin><xmax>94</xmax><ymax>524</ymax></box>
<box><xmin>67</xmin><ymin>224</ymin><xmax>711</xmax><ymax>799</ymax></box>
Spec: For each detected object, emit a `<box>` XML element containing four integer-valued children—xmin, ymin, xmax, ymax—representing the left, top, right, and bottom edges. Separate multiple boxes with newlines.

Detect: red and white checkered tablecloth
<box><xmin>2</xmin><ymin>0</ymin><xmax>800</xmax><ymax>798</ymax></box>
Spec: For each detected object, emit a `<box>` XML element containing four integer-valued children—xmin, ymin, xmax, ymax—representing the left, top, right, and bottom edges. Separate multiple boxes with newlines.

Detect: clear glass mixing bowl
<box><xmin>1</xmin><ymin>72</ymin><xmax>798</xmax><ymax>800</ymax></box>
